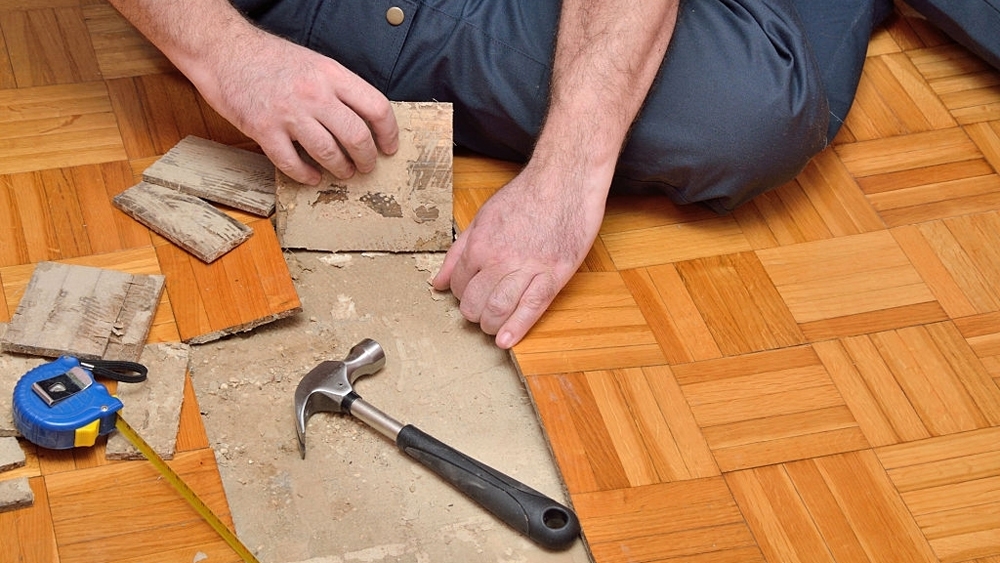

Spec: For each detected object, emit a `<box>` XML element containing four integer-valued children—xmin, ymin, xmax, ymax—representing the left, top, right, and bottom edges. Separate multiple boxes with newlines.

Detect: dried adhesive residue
<box><xmin>360</xmin><ymin>192</ymin><xmax>403</xmax><ymax>217</ymax></box>
<box><xmin>413</xmin><ymin>205</ymin><xmax>439</xmax><ymax>223</ymax></box>
<box><xmin>312</xmin><ymin>185</ymin><xmax>349</xmax><ymax>205</ymax></box>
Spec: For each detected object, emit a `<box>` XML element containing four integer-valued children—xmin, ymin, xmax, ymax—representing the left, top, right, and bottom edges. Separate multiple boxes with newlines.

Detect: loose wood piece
<box><xmin>0</xmin><ymin>262</ymin><xmax>165</xmax><ymax>362</ymax></box>
<box><xmin>113</xmin><ymin>181</ymin><xmax>253</xmax><ymax>263</ymax></box>
<box><xmin>276</xmin><ymin>102</ymin><xmax>453</xmax><ymax>252</ymax></box>
<box><xmin>142</xmin><ymin>135</ymin><xmax>276</xmax><ymax>216</ymax></box>
<box><xmin>0</xmin><ymin>477</ymin><xmax>33</xmax><ymax>513</ymax></box>
<box><xmin>106</xmin><ymin>342</ymin><xmax>190</xmax><ymax>461</ymax></box>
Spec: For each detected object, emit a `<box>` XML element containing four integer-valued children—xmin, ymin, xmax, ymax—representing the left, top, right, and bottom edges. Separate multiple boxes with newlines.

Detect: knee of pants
<box><xmin>612</xmin><ymin>1</ymin><xmax>832</xmax><ymax>214</ymax></box>
<box><xmin>615</xmin><ymin>95</ymin><xmax>829</xmax><ymax>214</ymax></box>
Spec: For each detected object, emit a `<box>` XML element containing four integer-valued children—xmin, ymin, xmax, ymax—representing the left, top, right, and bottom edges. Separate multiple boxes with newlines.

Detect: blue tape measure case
<box><xmin>13</xmin><ymin>356</ymin><xmax>123</xmax><ymax>449</ymax></box>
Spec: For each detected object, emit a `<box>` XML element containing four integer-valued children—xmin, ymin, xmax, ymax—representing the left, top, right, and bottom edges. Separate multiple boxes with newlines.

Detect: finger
<box><xmin>341</xmin><ymin>84</ymin><xmax>399</xmax><ymax>156</ymax></box>
<box><xmin>458</xmin><ymin>270</ymin><xmax>499</xmax><ymax>324</ymax></box>
<box><xmin>294</xmin><ymin>120</ymin><xmax>357</xmax><ymax>179</ymax></box>
<box><xmin>432</xmin><ymin>231</ymin><xmax>468</xmax><ymax>292</ymax></box>
<box><xmin>260</xmin><ymin>135</ymin><xmax>322</xmax><ymax>185</ymax></box>
<box><xmin>478</xmin><ymin>270</ymin><xmax>534</xmax><ymax>336</ymax></box>
<box><xmin>495</xmin><ymin>274</ymin><xmax>560</xmax><ymax>349</ymax></box>
<box><xmin>317</xmin><ymin>104</ymin><xmax>380</xmax><ymax>174</ymax></box>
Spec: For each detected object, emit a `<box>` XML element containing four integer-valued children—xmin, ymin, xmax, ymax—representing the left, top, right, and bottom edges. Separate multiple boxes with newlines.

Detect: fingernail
<box><xmin>496</xmin><ymin>331</ymin><xmax>514</xmax><ymax>349</ymax></box>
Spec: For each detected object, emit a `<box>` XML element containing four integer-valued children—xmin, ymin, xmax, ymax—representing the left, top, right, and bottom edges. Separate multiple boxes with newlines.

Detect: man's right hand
<box><xmin>200</xmin><ymin>30</ymin><xmax>400</xmax><ymax>185</ymax></box>
<box><xmin>107</xmin><ymin>0</ymin><xmax>399</xmax><ymax>185</ymax></box>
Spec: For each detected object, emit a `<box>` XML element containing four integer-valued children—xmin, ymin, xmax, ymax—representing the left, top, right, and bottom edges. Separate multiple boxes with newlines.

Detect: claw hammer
<box><xmin>294</xmin><ymin>339</ymin><xmax>580</xmax><ymax>550</ymax></box>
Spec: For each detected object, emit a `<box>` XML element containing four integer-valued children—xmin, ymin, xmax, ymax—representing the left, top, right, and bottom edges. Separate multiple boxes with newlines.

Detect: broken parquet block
<box><xmin>106</xmin><ymin>342</ymin><xmax>189</xmax><ymax>461</ymax></box>
<box><xmin>275</xmin><ymin>101</ymin><xmax>454</xmax><ymax>252</ymax></box>
<box><xmin>142</xmin><ymin>135</ymin><xmax>276</xmax><ymax>216</ymax></box>
<box><xmin>1</xmin><ymin>262</ymin><xmax>165</xmax><ymax>362</ymax></box>
<box><xmin>0</xmin><ymin>437</ymin><xmax>25</xmax><ymax>472</ymax></box>
<box><xmin>0</xmin><ymin>478</ymin><xmax>33</xmax><ymax>513</ymax></box>
<box><xmin>113</xmin><ymin>181</ymin><xmax>253</xmax><ymax>263</ymax></box>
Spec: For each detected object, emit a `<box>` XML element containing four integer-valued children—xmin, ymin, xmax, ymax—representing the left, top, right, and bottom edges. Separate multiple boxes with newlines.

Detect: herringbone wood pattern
<box><xmin>2</xmin><ymin>2</ymin><xmax>1000</xmax><ymax>562</ymax></box>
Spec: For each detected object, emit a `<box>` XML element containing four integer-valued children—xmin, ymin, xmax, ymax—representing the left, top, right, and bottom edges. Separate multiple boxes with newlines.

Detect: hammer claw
<box><xmin>293</xmin><ymin>340</ymin><xmax>386</xmax><ymax>458</ymax></box>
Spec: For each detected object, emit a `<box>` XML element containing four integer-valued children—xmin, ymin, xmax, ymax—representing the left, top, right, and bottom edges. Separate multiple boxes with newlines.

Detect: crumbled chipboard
<box><xmin>275</xmin><ymin>101</ymin><xmax>453</xmax><ymax>252</ymax></box>
<box><xmin>142</xmin><ymin>135</ymin><xmax>276</xmax><ymax>216</ymax></box>
<box><xmin>0</xmin><ymin>477</ymin><xmax>33</xmax><ymax>513</ymax></box>
<box><xmin>106</xmin><ymin>342</ymin><xmax>190</xmax><ymax>460</ymax></box>
<box><xmin>0</xmin><ymin>437</ymin><xmax>25</xmax><ymax>472</ymax></box>
<box><xmin>114</xmin><ymin>181</ymin><xmax>253</xmax><ymax>263</ymax></box>
<box><xmin>1</xmin><ymin>262</ymin><xmax>164</xmax><ymax>362</ymax></box>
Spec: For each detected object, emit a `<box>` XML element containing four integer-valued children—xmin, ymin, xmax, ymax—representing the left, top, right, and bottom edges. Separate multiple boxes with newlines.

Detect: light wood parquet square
<box><xmin>3</xmin><ymin>2</ymin><xmax>1000</xmax><ymax>563</ymax></box>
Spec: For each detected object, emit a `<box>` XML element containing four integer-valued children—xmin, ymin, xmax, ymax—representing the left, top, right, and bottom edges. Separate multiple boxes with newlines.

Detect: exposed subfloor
<box><xmin>188</xmin><ymin>250</ymin><xmax>591</xmax><ymax>563</ymax></box>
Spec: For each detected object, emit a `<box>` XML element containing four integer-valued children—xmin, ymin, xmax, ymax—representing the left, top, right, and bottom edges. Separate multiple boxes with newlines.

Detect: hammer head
<box><xmin>294</xmin><ymin>339</ymin><xmax>386</xmax><ymax>459</ymax></box>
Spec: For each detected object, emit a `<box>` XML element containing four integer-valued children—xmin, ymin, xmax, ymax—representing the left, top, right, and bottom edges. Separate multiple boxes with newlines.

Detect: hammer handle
<box><xmin>396</xmin><ymin>424</ymin><xmax>580</xmax><ymax>550</ymax></box>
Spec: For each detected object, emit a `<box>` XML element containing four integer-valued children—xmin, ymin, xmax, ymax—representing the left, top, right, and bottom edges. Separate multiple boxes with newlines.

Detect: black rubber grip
<box><xmin>396</xmin><ymin>424</ymin><xmax>580</xmax><ymax>550</ymax></box>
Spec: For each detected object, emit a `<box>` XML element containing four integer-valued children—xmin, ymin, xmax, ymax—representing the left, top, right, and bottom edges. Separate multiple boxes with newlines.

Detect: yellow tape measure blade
<box><xmin>114</xmin><ymin>415</ymin><xmax>260</xmax><ymax>563</ymax></box>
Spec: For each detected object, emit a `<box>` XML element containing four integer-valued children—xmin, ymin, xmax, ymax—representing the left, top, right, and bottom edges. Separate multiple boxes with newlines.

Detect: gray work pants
<box><xmin>234</xmin><ymin>0</ymin><xmax>892</xmax><ymax>212</ymax></box>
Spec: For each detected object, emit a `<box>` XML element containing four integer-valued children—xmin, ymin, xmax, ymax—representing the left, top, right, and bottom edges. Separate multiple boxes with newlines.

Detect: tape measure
<box><xmin>13</xmin><ymin>357</ymin><xmax>260</xmax><ymax>563</ymax></box>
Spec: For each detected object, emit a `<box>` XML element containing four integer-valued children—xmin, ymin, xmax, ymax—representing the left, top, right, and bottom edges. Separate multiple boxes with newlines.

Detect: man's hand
<box><xmin>106</xmin><ymin>0</ymin><xmax>399</xmax><ymax>185</ymax></box>
<box><xmin>433</xmin><ymin>161</ymin><xmax>608</xmax><ymax>349</ymax></box>
<box><xmin>198</xmin><ymin>31</ymin><xmax>399</xmax><ymax>185</ymax></box>
<box><xmin>435</xmin><ymin>0</ymin><xmax>678</xmax><ymax>348</ymax></box>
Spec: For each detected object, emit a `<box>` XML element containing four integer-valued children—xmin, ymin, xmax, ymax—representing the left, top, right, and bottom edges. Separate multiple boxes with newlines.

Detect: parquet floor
<box><xmin>1</xmin><ymin>1</ymin><xmax>1000</xmax><ymax>562</ymax></box>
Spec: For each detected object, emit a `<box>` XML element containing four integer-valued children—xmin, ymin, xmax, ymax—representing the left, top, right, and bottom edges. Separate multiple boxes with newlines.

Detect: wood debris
<box><xmin>113</xmin><ymin>182</ymin><xmax>253</xmax><ymax>263</ymax></box>
<box><xmin>142</xmin><ymin>135</ymin><xmax>276</xmax><ymax>216</ymax></box>
<box><xmin>1</xmin><ymin>262</ymin><xmax>164</xmax><ymax>362</ymax></box>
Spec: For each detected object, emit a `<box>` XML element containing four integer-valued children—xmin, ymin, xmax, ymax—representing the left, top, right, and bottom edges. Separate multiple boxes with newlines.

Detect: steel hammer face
<box><xmin>294</xmin><ymin>339</ymin><xmax>386</xmax><ymax>458</ymax></box>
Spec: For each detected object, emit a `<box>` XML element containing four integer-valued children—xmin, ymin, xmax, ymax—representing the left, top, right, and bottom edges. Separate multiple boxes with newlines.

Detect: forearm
<box><xmin>532</xmin><ymin>0</ymin><xmax>679</xmax><ymax>178</ymax></box>
<box><xmin>106</xmin><ymin>0</ymin><xmax>261</xmax><ymax>96</ymax></box>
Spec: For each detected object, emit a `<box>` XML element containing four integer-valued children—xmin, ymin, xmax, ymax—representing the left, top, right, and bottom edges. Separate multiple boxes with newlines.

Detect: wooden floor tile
<box><xmin>512</xmin><ymin>271</ymin><xmax>666</xmax><ymax>375</ymax></box>
<box><xmin>673</xmin><ymin>347</ymin><xmax>869</xmax><ymax>471</ymax></box>
<box><xmin>601</xmin><ymin>214</ymin><xmax>752</xmax><ymax>270</ymax></box>
<box><xmin>0</xmin><ymin>82</ymin><xmax>126</xmax><ymax>175</ymax></box>
<box><xmin>758</xmin><ymin>231</ymin><xmax>945</xmax><ymax>340</ymax></box>
<box><xmin>676</xmin><ymin>252</ymin><xmax>805</xmax><ymax>356</ymax></box>
<box><xmin>44</xmin><ymin>449</ymin><xmax>241</xmax><ymax>563</ymax></box>
<box><xmin>729</xmin><ymin>450</ymin><xmax>938</xmax><ymax>563</ymax></box>
<box><xmin>0</xmin><ymin>476</ymin><xmax>59</xmax><ymax>563</ymax></box>
<box><xmin>0</xmin><ymin>6</ymin><xmax>101</xmax><ymax>88</ymax></box>
<box><xmin>80</xmin><ymin>0</ymin><xmax>173</xmax><ymax>80</ymax></box>
<box><xmin>818</xmin><ymin>322</ymin><xmax>1000</xmax><ymax>450</ymax></box>
<box><xmin>879</xmin><ymin>427</ymin><xmax>1000</xmax><ymax>563</ymax></box>
<box><xmin>621</xmin><ymin>265</ymin><xmax>722</xmax><ymax>365</ymax></box>
<box><xmin>575</xmin><ymin>478</ymin><xmax>763</xmax><ymax>563</ymax></box>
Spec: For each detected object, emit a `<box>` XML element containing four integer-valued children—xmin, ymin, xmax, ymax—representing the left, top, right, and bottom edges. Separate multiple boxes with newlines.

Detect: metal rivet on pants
<box><xmin>386</xmin><ymin>6</ymin><xmax>405</xmax><ymax>26</ymax></box>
